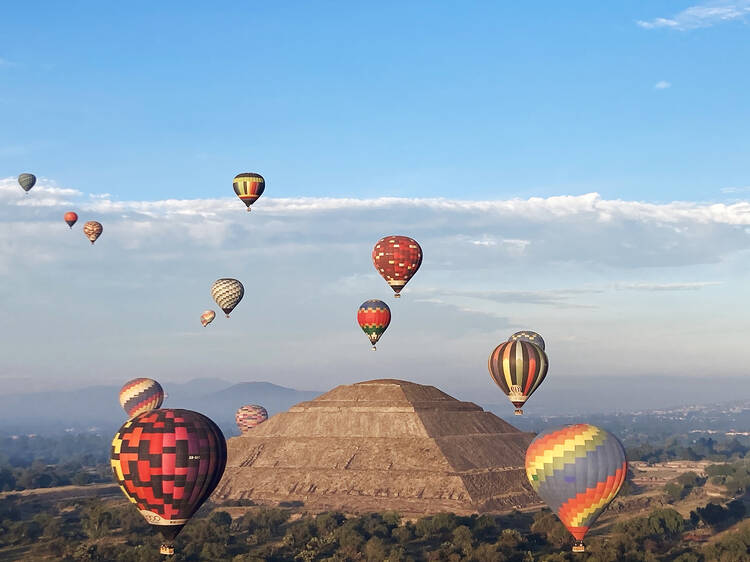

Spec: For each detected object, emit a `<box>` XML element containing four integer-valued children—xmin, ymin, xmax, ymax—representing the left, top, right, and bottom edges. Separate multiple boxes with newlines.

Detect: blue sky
<box><xmin>1</xmin><ymin>2</ymin><xmax>750</xmax><ymax>408</ymax></box>
<box><xmin>2</xmin><ymin>2</ymin><xmax>749</xmax><ymax>202</ymax></box>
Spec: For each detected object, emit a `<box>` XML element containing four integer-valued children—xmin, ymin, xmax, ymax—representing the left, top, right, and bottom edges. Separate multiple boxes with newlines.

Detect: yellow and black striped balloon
<box><xmin>232</xmin><ymin>173</ymin><xmax>265</xmax><ymax>211</ymax></box>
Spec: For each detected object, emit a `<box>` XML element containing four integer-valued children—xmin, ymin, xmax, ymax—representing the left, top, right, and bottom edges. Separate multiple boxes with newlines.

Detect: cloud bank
<box><xmin>0</xmin><ymin>178</ymin><xmax>747</xmax><ymax>399</ymax></box>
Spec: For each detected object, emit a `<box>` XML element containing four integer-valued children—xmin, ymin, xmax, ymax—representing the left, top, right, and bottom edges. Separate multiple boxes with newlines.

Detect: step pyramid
<box><xmin>215</xmin><ymin>379</ymin><xmax>540</xmax><ymax>514</ymax></box>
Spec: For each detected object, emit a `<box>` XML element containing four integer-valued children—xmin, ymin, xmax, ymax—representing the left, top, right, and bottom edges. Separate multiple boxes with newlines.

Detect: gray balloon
<box><xmin>18</xmin><ymin>173</ymin><xmax>36</xmax><ymax>192</ymax></box>
<box><xmin>508</xmin><ymin>330</ymin><xmax>545</xmax><ymax>351</ymax></box>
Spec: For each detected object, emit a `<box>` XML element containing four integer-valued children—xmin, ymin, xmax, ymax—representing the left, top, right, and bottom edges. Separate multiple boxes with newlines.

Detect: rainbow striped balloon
<box><xmin>525</xmin><ymin>424</ymin><xmax>627</xmax><ymax>552</ymax></box>
<box><xmin>119</xmin><ymin>378</ymin><xmax>165</xmax><ymax>419</ymax></box>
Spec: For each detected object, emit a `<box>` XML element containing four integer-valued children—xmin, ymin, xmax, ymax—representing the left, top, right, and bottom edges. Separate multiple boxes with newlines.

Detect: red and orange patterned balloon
<box><xmin>372</xmin><ymin>236</ymin><xmax>422</xmax><ymax>297</ymax></box>
<box><xmin>111</xmin><ymin>409</ymin><xmax>227</xmax><ymax>556</ymax></box>
<box><xmin>235</xmin><ymin>404</ymin><xmax>269</xmax><ymax>434</ymax></box>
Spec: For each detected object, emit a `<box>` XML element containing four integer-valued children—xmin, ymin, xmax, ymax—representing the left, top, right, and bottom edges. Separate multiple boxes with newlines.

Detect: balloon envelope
<box><xmin>200</xmin><ymin>310</ymin><xmax>216</xmax><ymax>327</ymax></box>
<box><xmin>357</xmin><ymin>299</ymin><xmax>391</xmax><ymax>349</ymax></box>
<box><xmin>82</xmin><ymin>221</ymin><xmax>103</xmax><ymax>244</ymax></box>
<box><xmin>211</xmin><ymin>278</ymin><xmax>244</xmax><ymax>317</ymax></box>
<box><xmin>508</xmin><ymin>330</ymin><xmax>545</xmax><ymax>351</ymax></box>
<box><xmin>525</xmin><ymin>424</ymin><xmax>627</xmax><ymax>550</ymax></box>
<box><xmin>64</xmin><ymin>211</ymin><xmax>78</xmax><ymax>229</ymax></box>
<box><xmin>488</xmin><ymin>340</ymin><xmax>548</xmax><ymax>414</ymax></box>
<box><xmin>111</xmin><ymin>409</ymin><xmax>227</xmax><ymax>555</ymax></box>
<box><xmin>235</xmin><ymin>404</ymin><xmax>269</xmax><ymax>434</ymax></box>
<box><xmin>233</xmin><ymin>173</ymin><xmax>265</xmax><ymax>211</ymax></box>
<box><xmin>372</xmin><ymin>236</ymin><xmax>422</xmax><ymax>297</ymax></box>
<box><xmin>18</xmin><ymin>173</ymin><xmax>36</xmax><ymax>192</ymax></box>
<box><xmin>119</xmin><ymin>378</ymin><xmax>164</xmax><ymax>418</ymax></box>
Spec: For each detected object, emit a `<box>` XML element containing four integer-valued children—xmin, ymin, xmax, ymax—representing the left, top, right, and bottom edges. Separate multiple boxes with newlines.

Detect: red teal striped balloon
<box><xmin>525</xmin><ymin>424</ymin><xmax>627</xmax><ymax>553</ymax></box>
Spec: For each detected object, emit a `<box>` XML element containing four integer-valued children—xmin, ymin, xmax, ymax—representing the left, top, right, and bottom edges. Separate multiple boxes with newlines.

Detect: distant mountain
<box><xmin>0</xmin><ymin>378</ymin><xmax>321</xmax><ymax>436</ymax></box>
<box><xmin>176</xmin><ymin>382</ymin><xmax>321</xmax><ymax>436</ymax></box>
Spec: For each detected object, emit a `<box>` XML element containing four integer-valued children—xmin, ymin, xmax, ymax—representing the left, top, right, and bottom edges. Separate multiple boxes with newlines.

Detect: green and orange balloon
<box><xmin>357</xmin><ymin>300</ymin><xmax>391</xmax><ymax>350</ymax></box>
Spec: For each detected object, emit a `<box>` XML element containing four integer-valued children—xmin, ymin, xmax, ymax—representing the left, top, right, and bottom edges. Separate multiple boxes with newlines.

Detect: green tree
<box><xmin>315</xmin><ymin>511</ymin><xmax>346</xmax><ymax>535</ymax></box>
<box><xmin>365</xmin><ymin>536</ymin><xmax>388</xmax><ymax>561</ymax></box>
<box><xmin>647</xmin><ymin>508</ymin><xmax>684</xmax><ymax>538</ymax></box>
<box><xmin>81</xmin><ymin>500</ymin><xmax>113</xmax><ymax>539</ymax></box>
<box><xmin>392</xmin><ymin>525</ymin><xmax>414</xmax><ymax>544</ymax></box>
<box><xmin>497</xmin><ymin>528</ymin><xmax>524</xmax><ymax>549</ymax></box>
<box><xmin>664</xmin><ymin>481</ymin><xmax>686</xmax><ymax>502</ymax></box>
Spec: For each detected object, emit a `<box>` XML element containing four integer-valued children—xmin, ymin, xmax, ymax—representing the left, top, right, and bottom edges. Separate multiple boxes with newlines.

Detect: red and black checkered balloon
<box><xmin>111</xmin><ymin>409</ymin><xmax>227</xmax><ymax>550</ymax></box>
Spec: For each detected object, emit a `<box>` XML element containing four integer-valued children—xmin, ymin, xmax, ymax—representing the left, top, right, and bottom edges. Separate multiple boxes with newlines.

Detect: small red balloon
<box><xmin>64</xmin><ymin>211</ymin><xmax>78</xmax><ymax>229</ymax></box>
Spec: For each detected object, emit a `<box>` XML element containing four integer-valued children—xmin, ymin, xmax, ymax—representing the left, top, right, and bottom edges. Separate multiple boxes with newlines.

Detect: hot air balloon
<box><xmin>119</xmin><ymin>378</ymin><xmax>165</xmax><ymax>418</ymax></box>
<box><xmin>372</xmin><ymin>236</ymin><xmax>422</xmax><ymax>298</ymax></box>
<box><xmin>82</xmin><ymin>221</ymin><xmax>103</xmax><ymax>245</ymax></box>
<box><xmin>233</xmin><ymin>173</ymin><xmax>265</xmax><ymax>211</ymax></box>
<box><xmin>508</xmin><ymin>330</ymin><xmax>546</xmax><ymax>351</ymax></box>
<box><xmin>64</xmin><ymin>211</ymin><xmax>78</xmax><ymax>229</ymax></box>
<box><xmin>200</xmin><ymin>310</ymin><xmax>216</xmax><ymax>327</ymax></box>
<box><xmin>235</xmin><ymin>404</ymin><xmax>269</xmax><ymax>434</ymax></box>
<box><xmin>111</xmin><ymin>409</ymin><xmax>227</xmax><ymax>556</ymax></box>
<box><xmin>525</xmin><ymin>424</ymin><xmax>627</xmax><ymax>553</ymax></box>
<box><xmin>18</xmin><ymin>173</ymin><xmax>36</xmax><ymax>193</ymax></box>
<box><xmin>488</xmin><ymin>340</ymin><xmax>548</xmax><ymax>415</ymax></box>
<box><xmin>211</xmin><ymin>278</ymin><xmax>244</xmax><ymax>317</ymax></box>
<box><xmin>357</xmin><ymin>299</ymin><xmax>391</xmax><ymax>350</ymax></box>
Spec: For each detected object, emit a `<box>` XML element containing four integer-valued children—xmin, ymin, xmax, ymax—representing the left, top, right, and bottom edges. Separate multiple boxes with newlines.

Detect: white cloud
<box><xmin>721</xmin><ymin>186</ymin><xmax>750</xmax><ymax>194</ymax></box>
<box><xmin>3</xmin><ymin>176</ymin><xmax>750</xmax><ymax>389</ymax></box>
<box><xmin>637</xmin><ymin>1</ymin><xmax>750</xmax><ymax>30</ymax></box>
<box><xmin>614</xmin><ymin>281</ymin><xmax>723</xmax><ymax>291</ymax></box>
<box><xmin>6</xmin><ymin>179</ymin><xmax>750</xmax><ymax>227</ymax></box>
<box><xmin>417</xmin><ymin>287</ymin><xmax>602</xmax><ymax>310</ymax></box>
<box><xmin>654</xmin><ymin>81</ymin><xmax>672</xmax><ymax>90</ymax></box>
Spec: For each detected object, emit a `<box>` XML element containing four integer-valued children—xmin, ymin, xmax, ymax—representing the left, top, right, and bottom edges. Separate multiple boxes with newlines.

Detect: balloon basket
<box><xmin>514</xmin><ymin>409</ymin><xmax>523</xmax><ymax>416</ymax></box>
<box><xmin>160</xmin><ymin>544</ymin><xmax>175</xmax><ymax>555</ymax></box>
<box><xmin>247</xmin><ymin>207</ymin><xmax>251</xmax><ymax>212</ymax></box>
<box><xmin>394</xmin><ymin>293</ymin><xmax>401</xmax><ymax>298</ymax></box>
<box><xmin>225</xmin><ymin>314</ymin><xmax>230</xmax><ymax>318</ymax></box>
<box><xmin>572</xmin><ymin>541</ymin><xmax>585</xmax><ymax>553</ymax></box>
<box><xmin>371</xmin><ymin>346</ymin><xmax>377</xmax><ymax>351</ymax></box>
